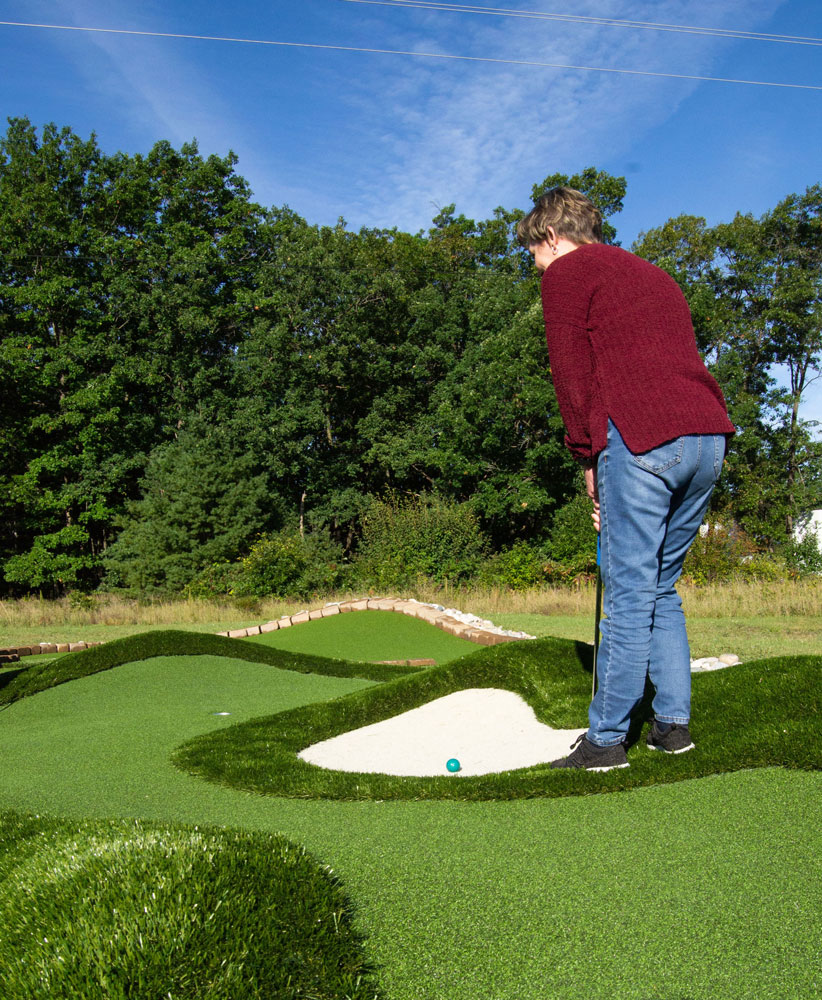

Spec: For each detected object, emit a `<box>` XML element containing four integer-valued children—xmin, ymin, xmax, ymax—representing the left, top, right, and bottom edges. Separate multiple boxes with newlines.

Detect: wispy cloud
<box><xmin>24</xmin><ymin>0</ymin><xmax>788</xmax><ymax>231</ymax></box>
<box><xmin>49</xmin><ymin>0</ymin><xmax>245</xmax><ymax>149</ymax></box>
<box><xmin>329</xmin><ymin>0</ymin><xmax>788</xmax><ymax>229</ymax></box>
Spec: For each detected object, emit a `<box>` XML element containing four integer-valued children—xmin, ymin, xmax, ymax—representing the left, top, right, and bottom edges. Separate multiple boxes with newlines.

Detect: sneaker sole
<box><xmin>647</xmin><ymin>742</ymin><xmax>695</xmax><ymax>754</ymax></box>
<box><xmin>587</xmin><ymin>762</ymin><xmax>631</xmax><ymax>772</ymax></box>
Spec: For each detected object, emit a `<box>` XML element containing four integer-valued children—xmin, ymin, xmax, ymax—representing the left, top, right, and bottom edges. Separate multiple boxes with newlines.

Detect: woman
<box><xmin>518</xmin><ymin>187</ymin><xmax>735</xmax><ymax>771</ymax></box>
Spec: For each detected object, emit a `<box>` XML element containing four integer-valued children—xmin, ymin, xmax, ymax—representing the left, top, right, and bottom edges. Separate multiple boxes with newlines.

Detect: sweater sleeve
<box><xmin>540</xmin><ymin>268</ymin><xmax>597</xmax><ymax>462</ymax></box>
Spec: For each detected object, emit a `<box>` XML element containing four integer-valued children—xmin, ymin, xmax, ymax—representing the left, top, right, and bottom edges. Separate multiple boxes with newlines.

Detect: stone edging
<box><xmin>0</xmin><ymin>641</ymin><xmax>102</xmax><ymax>664</ymax></box>
<box><xmin>216</xmin><ymin>598</ymin><xmax>535</xmax><ymax>647</ymax></box>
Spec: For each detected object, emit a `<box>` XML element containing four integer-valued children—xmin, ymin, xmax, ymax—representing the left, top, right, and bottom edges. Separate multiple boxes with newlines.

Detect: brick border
<box><xmin>216</xmin><ymin>598</ymin><xmax>533</xmax><ymax>647</ymax></box>
<box><xmin>0</xmin><ymin>641</ymin><xmax>102</xmax><ymax>664</ymax></box>
<box><xmin>0</xmin><ymin>601</ymin><xmax>530</xmax><ymax>664</ymax></box>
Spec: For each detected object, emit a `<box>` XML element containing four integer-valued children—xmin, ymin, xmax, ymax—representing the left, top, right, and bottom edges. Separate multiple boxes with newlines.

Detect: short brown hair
<box><xmin>517</xmin><ymin>187</ymin><xmax>602</xmax><ymax>246</ymax></box>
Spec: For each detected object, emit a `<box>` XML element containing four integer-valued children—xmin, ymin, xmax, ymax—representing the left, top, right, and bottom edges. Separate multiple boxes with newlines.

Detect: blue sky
<box><xmin>1</xmin><ymin>0</ymin><xmax>821</xmax><ymax>427</ymax></box>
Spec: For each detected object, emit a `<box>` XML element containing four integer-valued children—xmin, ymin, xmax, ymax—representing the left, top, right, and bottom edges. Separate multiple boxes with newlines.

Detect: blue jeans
<box><xmin>588</xmin><ymin>421</ymin><xmax>726</xmax><ymax>746</ymax></box>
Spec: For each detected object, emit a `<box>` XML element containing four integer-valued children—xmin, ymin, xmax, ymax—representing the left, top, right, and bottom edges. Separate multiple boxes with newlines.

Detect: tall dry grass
<box><xmin>1</xmin><ymin>579</ymin><xmax>819</xmax><ymax>633</ymax></box>
<box><xmin>678</xmin><ymin>579</ymin><xmax>822</xmax><ymax>617</ymax></box>
<box><xmin>417</xmin><ymin>579</ymin><xmax>822</xmax><ymax>618</ymax></box>
<box><xmin>0</xmin><ymin>594</ymin><xmax>303</xmax><ymax>631</ymax></box>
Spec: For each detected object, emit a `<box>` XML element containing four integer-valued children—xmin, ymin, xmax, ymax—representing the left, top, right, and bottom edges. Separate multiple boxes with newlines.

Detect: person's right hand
<box><xmin>584</xmin><ymin>465</ymin><xmax>600</xmax><ymax>533</ymax></box>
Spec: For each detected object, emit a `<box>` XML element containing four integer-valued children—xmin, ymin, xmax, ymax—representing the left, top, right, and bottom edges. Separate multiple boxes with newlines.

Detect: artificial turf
<box><xmin>174</xmin><ymin>636</ymin><xmax>821</xmax><ymax>800</ymax></box>
<box><xmin>0</xmin><ymin>621</ymin><xmax>819</xmax><ymax>999</ymax></box>
<box><xmin>0</xmin><ymin>628</ymin><xmax>422</xmax><ymax>708</ymax></box>
<box><xmin>246</xmin><ymin>608</ymin><xmax>475</xmax><ymax>664</ymax></box>
<box><xmin>0</xmin><ymin>811</ymin><xmax>380</xmax><ymax>1000</ymax></box>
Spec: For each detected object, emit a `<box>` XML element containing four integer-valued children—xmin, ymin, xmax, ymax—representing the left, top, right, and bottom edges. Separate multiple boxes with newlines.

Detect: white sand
<box><xmin>298</xmin><ymin>688</ymin><xmax>587</xmax><ymax>777</ymax></box>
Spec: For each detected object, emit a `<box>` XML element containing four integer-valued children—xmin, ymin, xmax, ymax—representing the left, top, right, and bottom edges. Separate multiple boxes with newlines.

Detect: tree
<box><xmin>0</xmin><ymin>118</ymin><xmax>263</xmax><ymax>593</ymax></box>
<box><xmin>102</xmin><ymin>417</ymin><xmax>273</xmax><ymax>592</ymax></box>
<box><xmin>0</xmin><ymin>119</ymin><xmax>112</xmax><ymax>591</ymax></box>
<box><xmin>633</xmin><ymin>187</ymin><xmax>822</xmax><ymax>542</ymax></box>
<box><xmin>760</xmin><ymin>186</ymin><xmax>822</xmax><ymax>532</ymax></box>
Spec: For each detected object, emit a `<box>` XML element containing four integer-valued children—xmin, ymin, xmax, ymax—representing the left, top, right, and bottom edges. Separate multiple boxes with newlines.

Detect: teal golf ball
<box><xmin>446</xmin><ymin>758</ymin><xmax>461</xmax><ymax>773</ymax></box>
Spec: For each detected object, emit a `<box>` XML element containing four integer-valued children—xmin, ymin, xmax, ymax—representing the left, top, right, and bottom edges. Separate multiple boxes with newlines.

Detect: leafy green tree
<box><xmin>759</xmin><ymin>186</ymin><xmax>822</xmax><ymax>532</ymax></box>
<box><xmin>0</xmin><ymin>118</ymin><xmax>263</xmax><ymax>593</ymax></box>
<box><xmin>233</xmin><ymin>210</ymin><xmax>431</xmax><ymax>546</ymax></box>
<box><xmin>0</xmin><ymin>119</ymin><xmax>141</xmax><ymax>592</ymax></box>
<box><xmin>102</xmin><ymin>418</ymin><xmax>273</xmax><ymax>593</ymax></box>
<box><xmin>398</xmin><ymin>273</ymin><xmax>576</xmax><ymax>547</ymax></box>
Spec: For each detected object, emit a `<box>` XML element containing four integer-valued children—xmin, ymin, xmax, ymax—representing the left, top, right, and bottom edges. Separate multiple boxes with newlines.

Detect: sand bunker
<box><xmin>298</xmin><ymin>688</ymin><xmax>587</xmax><ymax>777</ymax></box>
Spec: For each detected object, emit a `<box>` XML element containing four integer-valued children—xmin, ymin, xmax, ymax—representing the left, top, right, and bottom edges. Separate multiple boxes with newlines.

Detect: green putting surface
<box><xmin>0</xmin><ymin>631</ymin><xmax>819</xmax><ymax>999</ymax></box>
<box><xmin>246</xmin><ymin>609</ymin><xmax>476</xmax><ymax>663</ymax></box>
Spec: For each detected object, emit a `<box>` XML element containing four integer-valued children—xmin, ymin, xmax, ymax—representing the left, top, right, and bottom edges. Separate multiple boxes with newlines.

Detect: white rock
<box><xmin>690</xmin><ymin>654</ymin><xmax>741</xmax><ymax>672</ymax></box>
<box><xmin>405</xmin><ymin>599</ymin><xmax>536</xmax><ymax>640</ymax></box>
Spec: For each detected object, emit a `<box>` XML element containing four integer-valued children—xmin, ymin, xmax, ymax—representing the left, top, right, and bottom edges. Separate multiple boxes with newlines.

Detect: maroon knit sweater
<box><xmin>540</xmin><ymin>243</ymin><xmax>735</xmax><ymax>462</ymax></box>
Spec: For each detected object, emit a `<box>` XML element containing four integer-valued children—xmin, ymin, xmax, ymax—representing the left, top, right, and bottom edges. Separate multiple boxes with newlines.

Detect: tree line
<box><xmin>1</xmin><ymin>117</ymin><xmax>819</xmax><ymax>596</ymax></box>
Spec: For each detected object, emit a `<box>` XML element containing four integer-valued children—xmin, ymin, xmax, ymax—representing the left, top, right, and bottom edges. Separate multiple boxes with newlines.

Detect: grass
<box><xmin>173</xmin><ymin>635</ymin><xmax>821</xmax><ymax>801</ymax></box>
<box><xmin>0</xmin><ymin>812</ymin><xmax>380</xmax><ymax>1000</ymax></box>
<box><xmin>246</xmin><ymin>610</ymin><xmax>475</xmax><ymax>664</ymax></box>
<box><xmin>0</xmin><ymin>609</ymin><xmax>819</xmax><ymax>999</ymax></box>
<box><xmin>0</xmin><ymin>630</ymin><xmax>423</xmax><ymax>707</ymax></box>
<box><xmin>489</xmin><ymin>612</ymin><xmax>822</xmax><ymax>660</ymax></box>
<box><xmin>1</xmin><ymin>578</ymin><xmax>820</xmax><ymax>648</ymax></box>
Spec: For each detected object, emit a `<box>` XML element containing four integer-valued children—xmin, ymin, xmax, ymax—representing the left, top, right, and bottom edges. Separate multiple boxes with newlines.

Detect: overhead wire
<box><xmin>0</xmin><ymin>19</ymin><xmax>820</xmax><ymax>90</ymax></box>
<box><xmin>340</xmin><ymin>0</ymin><xmax>822</xmax><ymax>47</ymax></box>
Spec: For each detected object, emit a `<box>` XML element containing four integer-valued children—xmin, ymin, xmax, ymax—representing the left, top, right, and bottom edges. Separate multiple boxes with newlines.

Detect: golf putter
<box><xmin>592</xmin><ymin>534</ymin><xmax>602</xmax><ymax>701</ymax></box>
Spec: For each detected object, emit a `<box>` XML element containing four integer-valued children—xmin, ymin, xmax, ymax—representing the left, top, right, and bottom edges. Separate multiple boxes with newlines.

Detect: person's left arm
<box><xmin>540</xmin><ymin>267</ymin><xmax>597</xmax><ymax>464</ymax></box>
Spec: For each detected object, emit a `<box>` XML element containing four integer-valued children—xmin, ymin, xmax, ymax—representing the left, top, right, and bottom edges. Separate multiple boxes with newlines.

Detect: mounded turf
<box><xmin>174</xmin><ymin>636</ymin><xmax>821</xmax><ymax>800</ymax></box>
<box><xmin>246</xmin><ymin>608</ymin><xmax>476</xmax><ymax>664</ymax></box>
<box><xmin>0</xmin><ymin>628</ymin><xmax>423</xmax><ymax>708</ymax></box>
<box><xmin>0</xmin><ymin>811</ymin><xmax>380</xmax><ymax>1000</ymax></box>
<box><xmin>0</xmin><ymin>623</ymin><xmax>819</xmax><ymax>999</ymax></box>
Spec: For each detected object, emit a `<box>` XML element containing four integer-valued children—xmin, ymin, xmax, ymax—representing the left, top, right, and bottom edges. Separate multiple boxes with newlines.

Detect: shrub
<box><xmin>477</xmin><ymin>541</ymin><xmax>547</xmax><ymax>590</ymax></box>
<box><xmin>785</xmin><ymin>523</ymin><xmax>822</xmax><ymax>577</ymax></box>
<box><xmin>737</xmin><ymin>553</ymin><xmax>792</xmax><ymax>582</ymax></box>
<box><xmin>184</xmin><ymin>560</ymin><xmax>244</xmax><ymax>599</ymax></box>
<box><xmin>238</xmin><ymin>530</ymin><xmax>346</xmax><ymax>599</ymax></box>
<box><xmin>548</xmin><ymin>494</ymin><xmax>598</xmax><ymax>575</ymax></box>
<box><xmin>354</xmin><ymin>494</ymin><xmax>488</xmax><ymax>590</ymax></box>
<box><xmin>681</xmin><ymin>521</ymin><xmax>761</xmax><ymax>585</ymax></box>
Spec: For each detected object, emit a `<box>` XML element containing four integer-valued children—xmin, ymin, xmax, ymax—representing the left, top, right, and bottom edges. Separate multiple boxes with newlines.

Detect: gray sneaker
<box><xmin>550</xmin><ymin>733</ymin><xmax>629</xmax><ymax>772</ymax></box>
<box><xmin>646</xmin><ymin>720</ymin><xmax>695</xmax><ymax>754</ymax></box>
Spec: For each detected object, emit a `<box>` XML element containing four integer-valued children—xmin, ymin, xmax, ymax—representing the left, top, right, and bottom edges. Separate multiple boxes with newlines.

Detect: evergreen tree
<box><xmin>102</xmin><ymin>418</ymin><xmax>274</xmax><ymax>592</ymax></box>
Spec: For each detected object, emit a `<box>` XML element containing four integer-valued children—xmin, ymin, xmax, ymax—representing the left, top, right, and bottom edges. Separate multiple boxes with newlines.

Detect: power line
<box><xmin>341</xmin><ymin>0</ymin><xmax>822</xmax><ymax>47</ymax></box>
<box><xmin>0</xmin><ymin>19</ymin><xmax>820</xmax><ymax>90</ymax></box>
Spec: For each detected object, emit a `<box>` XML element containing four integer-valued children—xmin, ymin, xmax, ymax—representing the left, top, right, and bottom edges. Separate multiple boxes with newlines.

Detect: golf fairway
<box><xmin>0</xmin><ymin>652</ymin><xmax>819</xmax><ymax>999</ymax></box>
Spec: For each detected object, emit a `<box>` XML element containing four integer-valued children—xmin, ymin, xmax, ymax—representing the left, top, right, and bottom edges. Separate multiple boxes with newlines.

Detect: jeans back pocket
<box><xmin>632</xmin><ymin>436</ymin><xmax>685</xmax><ymax>475</ymax></box>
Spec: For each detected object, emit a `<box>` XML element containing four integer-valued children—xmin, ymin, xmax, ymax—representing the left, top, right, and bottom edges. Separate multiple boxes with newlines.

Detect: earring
<box><xmin>551</xmin><ymin>244</ymin><xmax>558</xmax><ymax>255</ymax></box>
